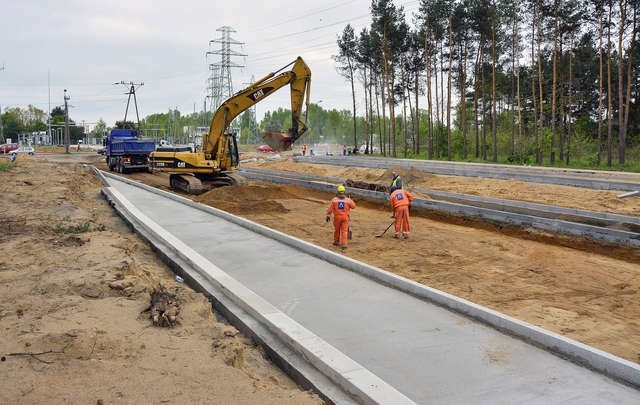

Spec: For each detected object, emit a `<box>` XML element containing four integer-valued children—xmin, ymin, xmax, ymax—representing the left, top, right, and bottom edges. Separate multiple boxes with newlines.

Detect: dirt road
<box><xmin>0</xmin><ymin>156</ymin><xmax>321</xmax><ymax>404</ymax></box>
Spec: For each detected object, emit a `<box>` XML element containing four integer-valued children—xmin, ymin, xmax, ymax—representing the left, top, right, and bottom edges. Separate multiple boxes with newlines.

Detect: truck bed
<box><xmin>109</xmin><ymin>137</ymin><xmax>156</xmax><ymax>155</ymax></box>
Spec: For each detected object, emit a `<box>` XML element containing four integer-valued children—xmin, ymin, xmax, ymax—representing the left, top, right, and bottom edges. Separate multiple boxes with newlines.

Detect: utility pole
<box><xmin>48</xmin><ymin>70</ymin><xmax>51</xmax><ymax>145</ymax></box>
<box><xmin>0</xmin><ymin>64</ymin><xmax>5</xmax><ymax>143</ymax></box>
<box><xmin>64</xmin><ymin>89</ymin><xmax>70</xmax><ymax>153</ymax></box>
<box><xmin>114</xmin><ymin>81</ymin><xmax>144</xmax><ymax>131</ymax></box>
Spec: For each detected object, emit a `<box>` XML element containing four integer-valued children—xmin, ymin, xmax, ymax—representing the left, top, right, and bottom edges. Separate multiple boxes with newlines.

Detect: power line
<box><xmin>250</xmin><ymin>0</ymin><xmax>359</xmax><ymax>33</ymax></box>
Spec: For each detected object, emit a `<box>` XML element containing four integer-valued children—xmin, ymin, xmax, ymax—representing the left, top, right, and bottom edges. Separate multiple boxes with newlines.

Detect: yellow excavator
<box><xmin>149</xmin><ymin>56</ymin><xmax>311</xmax><ymax>194</ymax></box>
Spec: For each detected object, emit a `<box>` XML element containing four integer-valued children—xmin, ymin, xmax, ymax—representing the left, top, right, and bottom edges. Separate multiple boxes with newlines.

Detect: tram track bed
<box><xmin>299</xmin><ymin>155</ymin><xmax>640</xmax><ymax>192</ymax></box>
<box><xmin>239</xmin><ymin>167</ymin><xmax>640</xmax><ymax>248</ymax></box>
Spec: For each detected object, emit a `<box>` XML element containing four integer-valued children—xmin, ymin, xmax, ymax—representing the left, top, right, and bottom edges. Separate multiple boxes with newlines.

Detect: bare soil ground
<box><xmin>0</xmin><ymin>155</ymin><xmax>321</xmax><ymax>404</ymax></box>
<box><xmin>6</xmin><ymin>150</ymin><xmax>638</xmax><ymax>404</ymax></box>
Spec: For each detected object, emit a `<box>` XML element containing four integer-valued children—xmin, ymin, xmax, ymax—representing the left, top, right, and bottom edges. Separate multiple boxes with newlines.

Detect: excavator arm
<box><xmin>205</xmin><ymin>56</ymin><xmax>311</xmax><ymax>155</ymax></box>
<box><xmin>149</xmin><ymin>56</ymin><xmax>311</xmax><ymax>194</ymax></box>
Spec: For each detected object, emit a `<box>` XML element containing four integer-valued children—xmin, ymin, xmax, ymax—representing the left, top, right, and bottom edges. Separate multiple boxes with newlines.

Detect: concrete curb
<box><xmin>100</xmin><ymin>176</ymin><xmax>415</xmax><ymax>404</ymax></box>
<box><xmin>241</xmin><ymin>166</ymin><xmax>640</xmax><ymax>226</ymax></box>
<box><xmin>241</xmin><ymin>166</ymin><xmax>640</xmax><ymax>227</ymax></box>
<box><xmin>300</xmin><ymin>156</ymin><xmax>640</xmax><ymax>191</ymax></box>
<box><xmin>239</xmin><ymin>169</ymin><xmax>640</xmax><ymax>248</ymax></box>
<box><xmin>99</xmin><ymin>170</ymin><xmax>640</xmax><ymax>389</ymax></box>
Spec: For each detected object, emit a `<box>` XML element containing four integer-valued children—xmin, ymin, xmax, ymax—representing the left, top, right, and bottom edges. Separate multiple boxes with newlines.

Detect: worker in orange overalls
<box><xmin>326</xmin><ymin>185</ymin><xmax>356</xmax><ymax>248</ymax></box>
<box><xmin>390</xmin><ymin>187</ymin><xmax>414</xmax><ymax>239</ymax></box>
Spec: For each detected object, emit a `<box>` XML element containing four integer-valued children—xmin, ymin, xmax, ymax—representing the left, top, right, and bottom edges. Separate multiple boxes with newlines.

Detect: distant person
<box><xmin>310</xmin><ymin>149</ymin><xmax>315</xmax><ymax>157</ymax></box>
<box><xmin>302</xmin><ymin>144</ymin><xmax>307</xmax><ymax>156</ymax></box>
<box><xmin>390</xmin><ymin>170</ymin><xmax>402</xmax><ymax>193</ymax></box>
<box><xmin>343</xmin><ymin>144</ymin><xmax>347</xmax><ymax>156</ymax></box>
<box><xmin>10</xmin><ymin>153</ymin><xmax>16</xmax><ymax>163</ymax></box>
<box><xmin>77</xmin><ymin>142</ymin><xmax>81</xmax><ymax>152</ymax></box>
<box><xmin>326</xmin><ymin>185</ymin><xmax>356</xmax><ymax>249</ymax></box>
<box><xmin>390</xmin><ymin>187</ymin><xmax>413</xmax><ymax>239</ymax></box>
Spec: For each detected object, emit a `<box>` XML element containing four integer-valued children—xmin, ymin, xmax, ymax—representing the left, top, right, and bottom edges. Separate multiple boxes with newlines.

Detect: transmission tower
<box><xmin>206</xmin><ymin>26</ymin><xmax>246</xmax><ymax>112</ymax></box>
<box><xmin>241</xmin><ymin>75</ymin><xmax>259</xmax><ymax>144</ymax></box>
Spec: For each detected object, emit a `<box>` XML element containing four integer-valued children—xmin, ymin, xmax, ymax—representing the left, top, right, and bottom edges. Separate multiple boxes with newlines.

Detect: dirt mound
<box><xmin>194</xmin><ymin>182</ymin><xmax>331</xmax><ymax>215</ymax></box>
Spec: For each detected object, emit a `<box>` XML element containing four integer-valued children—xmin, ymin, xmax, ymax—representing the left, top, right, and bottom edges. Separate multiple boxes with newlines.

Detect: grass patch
<box><xmin>54</xmin><ymin>220</ymin><xmax>92</xmax><ymax>234</ymax></box>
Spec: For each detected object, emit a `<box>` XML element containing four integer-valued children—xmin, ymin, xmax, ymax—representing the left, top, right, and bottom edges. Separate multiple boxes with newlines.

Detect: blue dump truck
<box><xmin>103</xmin><ymin>129</ymin><xmax>156</xmax><ymax>173</ymax></box>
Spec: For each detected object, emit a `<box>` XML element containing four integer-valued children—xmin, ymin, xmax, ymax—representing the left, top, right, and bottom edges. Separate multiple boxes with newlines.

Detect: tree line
<box><xmin>335</xmin><ymin>0</ymin><xmax>639</xmax><ymax>167</ymax></box>
<box><xmin>0</xmin><ymin>105</ymin><xmax>87</xmax><ymax>144</ymax></box>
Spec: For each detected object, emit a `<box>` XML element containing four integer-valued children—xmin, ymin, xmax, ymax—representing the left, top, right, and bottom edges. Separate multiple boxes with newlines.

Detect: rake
<box><xmin>375</xmin><ymin>221</ymin><xmax>395</xmax><ymax>238</ymax></box>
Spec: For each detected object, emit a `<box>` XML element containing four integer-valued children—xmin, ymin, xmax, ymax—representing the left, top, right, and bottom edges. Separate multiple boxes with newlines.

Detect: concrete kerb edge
<box><xmin>99</xmin><ymin>171</ymin><xmax>640</xmax><ymax>388</ymax></box>
<box><xmin>100</xmin><ymin>180</ymin><xmax>415</xmax><ymax>405</ymax></box>
<box><xmin>99</xmin><ymin>185</ymin><xmax>355</xmax><ymax>405</ymax></box>
<box><xmin>240</xmin><ymin>170</ymin><xmax>640</xmax><ymax>247</ymax></box>
<box><xmin>303</xmin><ymin>156</ymin><xmax>640</xmax><ymax>191</ymax></box>
<box><xmin>244</xmin><ymin>166</ymin><xmax>640</xmax><ymax>227</ymax></box>
<box><xmin>100</xmin><ymin>170</ymin><xmax>639</xmax><ymax>247</ymax></box>
<box><xmin>415</xmin><ymin>186</ymin><xmax>640</xmax><ymax>226</ymax></box>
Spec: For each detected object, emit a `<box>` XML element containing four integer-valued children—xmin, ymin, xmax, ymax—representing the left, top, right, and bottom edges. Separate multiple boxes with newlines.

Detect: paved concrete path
<box><xmin>103</xmin><ymin>173</ymin><xmax>640</xmax><ymax>404</ymax></box>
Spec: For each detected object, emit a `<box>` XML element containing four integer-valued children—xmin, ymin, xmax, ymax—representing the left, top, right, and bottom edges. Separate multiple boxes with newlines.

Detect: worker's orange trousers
<box><xmin>393</xmin><ymin>206</ymin><xmax>410</xmax><ymax>237</ymax></box>
<box><xmin>333</xmin><ymin>217</ymin><xmax>350</xmax><ymax>246</ymax></box>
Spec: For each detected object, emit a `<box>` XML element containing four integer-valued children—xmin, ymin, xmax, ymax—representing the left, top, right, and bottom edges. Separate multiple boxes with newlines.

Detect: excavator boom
<box><xmin>205</xmin><ymin>57</ymin><xmax>311</xmax><ymax>154</ymax></box>
<box><xmin>149</xmin><ymin>57</ymin><xmax>311</xmax><ymax>194</ymax></box>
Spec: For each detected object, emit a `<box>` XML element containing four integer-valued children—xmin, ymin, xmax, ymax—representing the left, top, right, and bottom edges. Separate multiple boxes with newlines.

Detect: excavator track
<box><xmin>169</xmin><ymin>174</ymin><xmax>203</xmax><ymax>194</ymax></box>
<box><xmin>170</xmin><ymin>172</ymin><xmax>247</xmax><ymax>194</ymax></box>
<box><xmin>224</xmin><ymin>172</ymin><xmax>247</xmax><ymax>186</ymax></box>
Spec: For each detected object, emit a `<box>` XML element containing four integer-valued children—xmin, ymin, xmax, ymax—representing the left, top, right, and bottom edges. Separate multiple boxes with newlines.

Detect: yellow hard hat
<box><xmin>337</xmin><ymin>185</ymin><xmax>346</xmax><ymax>193</ymax></box>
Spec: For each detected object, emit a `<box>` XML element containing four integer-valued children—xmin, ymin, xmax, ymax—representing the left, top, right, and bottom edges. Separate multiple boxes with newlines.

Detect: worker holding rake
<box><xmin>390</xmin><ymin>187</ymin><xmax>413</xmax><ymax>239</ymax></box>
<box><xmin>326</xmin><ymin>185</ymin><xmax>356</xmax><ymax>249</ymax></box>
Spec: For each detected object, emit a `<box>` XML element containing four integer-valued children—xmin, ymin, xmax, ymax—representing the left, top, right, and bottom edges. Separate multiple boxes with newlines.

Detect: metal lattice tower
<box><xmin>206</xmin><ymin>26</ymin><xmax>246</xmax><ymax>112</ymax></box>
<box><xmin>241</xmin><ymin>75</ymin><xmax>259</xmax><ymax>143</ymax></box>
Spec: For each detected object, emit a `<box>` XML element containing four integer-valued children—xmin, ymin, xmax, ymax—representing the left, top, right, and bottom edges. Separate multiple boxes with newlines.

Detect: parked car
<box><xmin>97</xmin><ymin>147</ymin><xmax>106</xmax><ymax>155</ymax></box>
<box><xmin>256</xmin><ymin>144</ymin><xmax>275</xmax><ymax>152</ymax></box>
<box><xmin>0</xmin><ymin>143</ymin><xmax>19</xmax><ymax>154</ymax></box>
<box><xmin>10</xmin><ymin>146</ymin><xmax>35</xmax><ymax>155</ymax></box>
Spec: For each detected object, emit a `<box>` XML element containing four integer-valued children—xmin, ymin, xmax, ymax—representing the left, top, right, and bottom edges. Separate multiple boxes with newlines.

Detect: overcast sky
<box><xmin>0</xmin><ymin>0</ymin><xmax>421</xmax><ymax>129</ymax></box>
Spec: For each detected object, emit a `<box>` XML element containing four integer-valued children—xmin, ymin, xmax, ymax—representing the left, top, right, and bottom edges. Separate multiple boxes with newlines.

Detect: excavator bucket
<box><xmin>261</xmin><ymin>131</ymin><xmax>294</xmax><ymax>152</ymax></box>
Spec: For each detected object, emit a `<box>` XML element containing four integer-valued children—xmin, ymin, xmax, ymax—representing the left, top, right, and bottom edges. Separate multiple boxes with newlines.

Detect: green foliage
<box><xmin>90</xmin><ymin>119</ymin><xmax>108</xmax><ymax>140</ymax></box>
<box><xmin>54</xmin><ymin>217</ymin><xmax>92</xmax><ymax>234</ymax></box>
<box><xmin>115</xmin><ymin>121</ymin><xmax>136</xmax><ymax>129</ymax></box>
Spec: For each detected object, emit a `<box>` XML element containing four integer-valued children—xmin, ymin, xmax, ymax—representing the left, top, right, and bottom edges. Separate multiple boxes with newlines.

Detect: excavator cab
<box><xmin>227</xmin><ymin>133</ymin><xmax>239</xmax><ymax>168</ymax></box>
